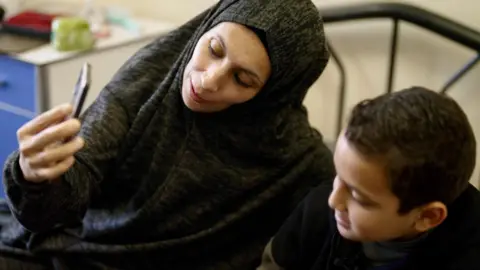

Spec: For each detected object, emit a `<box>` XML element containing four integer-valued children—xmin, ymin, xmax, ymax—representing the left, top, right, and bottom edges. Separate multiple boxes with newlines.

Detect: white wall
<box><xmin>28</xmin><ymin>0</ymin><xmax>480</xmax><ymax>186</ymax></box>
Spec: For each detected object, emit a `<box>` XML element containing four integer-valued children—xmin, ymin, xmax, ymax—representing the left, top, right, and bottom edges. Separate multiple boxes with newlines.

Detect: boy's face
<box><xmin>328</xmin><ymin>135</ymin><xmax>423</xmax><ymax>242</ymax></box>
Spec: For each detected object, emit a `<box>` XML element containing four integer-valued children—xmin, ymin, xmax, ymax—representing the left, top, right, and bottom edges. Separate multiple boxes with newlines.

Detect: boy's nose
<box><xmin>328</xmin><ymin>177</ymin><xmax>347</xmax><ymax>212</ymax></box>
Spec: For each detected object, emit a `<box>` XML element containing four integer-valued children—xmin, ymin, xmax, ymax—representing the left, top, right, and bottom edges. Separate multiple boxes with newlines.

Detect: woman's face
<box><xmin>182</xmin><ymin>22</ymin><xmax>271</xmax><ymax>113</ymax></box>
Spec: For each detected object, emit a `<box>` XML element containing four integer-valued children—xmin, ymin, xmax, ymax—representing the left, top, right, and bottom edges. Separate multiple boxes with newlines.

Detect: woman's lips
<box><xmin>190</xmin><ymin>79</ymin><xmax>207</xmax><ymax>103</ymax></box>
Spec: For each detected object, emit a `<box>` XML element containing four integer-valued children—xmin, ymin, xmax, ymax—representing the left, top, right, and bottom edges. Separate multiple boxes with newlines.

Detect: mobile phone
<box><xmin>70</xmin><ymin>63</ymin><xmax>91</xmax><ymax>118</ymax></box>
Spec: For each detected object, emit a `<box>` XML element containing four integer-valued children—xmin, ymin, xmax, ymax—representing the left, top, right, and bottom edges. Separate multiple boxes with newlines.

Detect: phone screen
<box><xmin>70</xmin><ymin>63</ymin><xmax>91</xmax><ymax>118</ymax></box>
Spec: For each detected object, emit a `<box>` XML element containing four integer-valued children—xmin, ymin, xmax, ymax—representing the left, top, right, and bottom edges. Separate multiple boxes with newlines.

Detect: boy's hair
<box><xmin>345</xmin><ymin>86</ymin><xmax>476</xmax><ymax>214</ymax></box>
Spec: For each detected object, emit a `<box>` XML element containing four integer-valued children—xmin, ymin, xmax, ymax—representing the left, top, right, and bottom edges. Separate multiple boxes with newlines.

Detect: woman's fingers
<box><xmin>17</xmin><ymin>104</ymin><xmax>72</xmax><ymax>140</ymax></box>
<box><xmin>27</xmin><ymin>137</ymin><xmax>85</xmax><ymax>168</ymax></box>
<box><xmin>31</xmin><ymin>156</ymin><xmax>76</xmax><ymax>182</ymax></box>
<box><xmin>19</xmin><ymin>119</ymin><xmax>81</xmax><ymax>157</ymax></box>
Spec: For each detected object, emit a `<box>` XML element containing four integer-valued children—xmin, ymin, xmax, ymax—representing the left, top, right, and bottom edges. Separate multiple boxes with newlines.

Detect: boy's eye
<box><xmin>352</xmin><ymin>195</ymin><xmax>377</xmax><ymax>208</ymax></box>
<box><xmin>208</xmin><ymin>38</ymin><xmax>223</xmax><ymax>57</ymax></box>
<box><xmin>355</xmin><ymin>198</ymin><xmax>371</xmax><ymax>207</ymax></box>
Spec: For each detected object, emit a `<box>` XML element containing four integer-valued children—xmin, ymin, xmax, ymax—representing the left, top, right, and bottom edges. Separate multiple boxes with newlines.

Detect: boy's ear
<box><xmin>413</xmin><ymin>202</ymin><xmax>447</xmax><ymax>232</ymax></box>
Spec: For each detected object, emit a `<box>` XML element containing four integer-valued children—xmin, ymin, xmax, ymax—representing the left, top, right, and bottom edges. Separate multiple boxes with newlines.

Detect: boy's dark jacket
<box><xmin>258</xmin><ymin>182</ymin><xmax>480</xmax><ymax>270</ymax></box>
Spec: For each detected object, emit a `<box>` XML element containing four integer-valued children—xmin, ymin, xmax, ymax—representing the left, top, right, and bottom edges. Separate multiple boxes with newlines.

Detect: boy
<box><xmin>258</xmin><ymin>87</ymin><xmax>480</xmax><ymax>270</ymax></box>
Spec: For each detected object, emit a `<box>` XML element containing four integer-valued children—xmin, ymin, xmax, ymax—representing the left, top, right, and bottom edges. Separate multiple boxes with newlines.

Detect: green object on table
<box><xmin>51</xmin><ymin>17</ymin><xmax>95</xmax><ymax>52</ymax></box>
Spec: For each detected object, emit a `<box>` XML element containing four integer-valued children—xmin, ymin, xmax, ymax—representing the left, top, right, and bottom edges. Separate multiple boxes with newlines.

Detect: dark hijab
<box><xmin>2</xmin><ymin>0</ymin><xmax>334</xmax><ymax>269</ymax></box>
<box><xmin>104</xmin><ymin>0</ymin><xmax>332</xmax><ymax>180</ymax></box>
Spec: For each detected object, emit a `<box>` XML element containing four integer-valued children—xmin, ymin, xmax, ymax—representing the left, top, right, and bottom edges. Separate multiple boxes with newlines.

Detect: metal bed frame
<box><xmin>320</xmin><ymin>2</ymin><xmax>480</xmax><ymax>136</ymax></box>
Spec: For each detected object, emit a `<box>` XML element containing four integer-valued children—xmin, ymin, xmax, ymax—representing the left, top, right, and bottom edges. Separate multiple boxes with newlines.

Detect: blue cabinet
<box><xmin>0</xmin><ymin>55</ymin><xmax>36</xmax><ymax>111</ymax></box>
<box><xmin>0</xmin><ymin>56</ymin><xmax>36</xmax><ymax>198</ymax></box>
<box><xmin>0</xmin><ymin>109</ymin><xmax>32</xmax><ymax>197</ymax></box>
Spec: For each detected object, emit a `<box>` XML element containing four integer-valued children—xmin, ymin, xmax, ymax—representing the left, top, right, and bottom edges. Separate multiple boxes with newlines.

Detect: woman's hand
<box><xmin>17</xmin><ymin>104</ymin><xmax>85</xmax><ymax>183</ymax></box>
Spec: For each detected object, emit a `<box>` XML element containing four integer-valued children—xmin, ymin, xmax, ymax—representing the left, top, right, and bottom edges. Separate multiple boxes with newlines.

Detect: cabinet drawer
<box><xmin>0</xmin><ymin>108</ymin><xmax>31</xmax><ymax>198</ymax></box>
<box><xmin>0</xmin><ymin>55</ymin><xmax>36</xmax><ymax>112</ymax></box>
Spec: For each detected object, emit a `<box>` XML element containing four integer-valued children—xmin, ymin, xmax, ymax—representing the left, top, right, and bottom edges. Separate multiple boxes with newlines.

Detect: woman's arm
<box><xmin>3</xmin><ymin>87</ymin><xmax>129</xmax><ymax>233</ymax></box>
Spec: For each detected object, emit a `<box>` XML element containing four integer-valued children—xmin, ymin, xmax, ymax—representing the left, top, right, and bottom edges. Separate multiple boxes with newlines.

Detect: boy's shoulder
<box><xmin>283</xmin><ymin>181</ymin><xmax>335</xmax><ymax>236</ymax></box>
<box><xmin>275</xmin><ymin>182</ymin><xmax>335</xmax><ymax>240</ymax></box>
<box><xmin>266</xmin><ymin>184</ymin><xmax>480</xmax><ymax>270</ymax></box>
<box><xmin>268</xmin><ymin>182</ymin><xmax>337</xmax><ymax>269</ymax></box>
<box><xmin>412</xmin><ymin>184</ymin><xmax>480</xmax><ymax>269</ymax></box>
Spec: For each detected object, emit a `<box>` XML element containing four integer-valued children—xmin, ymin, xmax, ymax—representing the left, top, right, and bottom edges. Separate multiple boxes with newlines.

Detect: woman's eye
<box><xmin>208</xmin><ymin>38</ymin><xmax>223</xmax><ymax>57</ymax></box>
<box><xmin>234</xmin><ymin>73</ymin><xmax>253</xmax><ymax>88</ymax></box>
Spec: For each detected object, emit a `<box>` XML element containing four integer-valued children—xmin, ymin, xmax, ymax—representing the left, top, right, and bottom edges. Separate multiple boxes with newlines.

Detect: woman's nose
<box><xmin>201</xmin><ymin>66</ymin><xmax>227</xmax><ymax>92</ymax></box>
<box><xmin>328</xmin><ymin>177</ymin><xmax>347</xmax><ymax>212</ymax></box>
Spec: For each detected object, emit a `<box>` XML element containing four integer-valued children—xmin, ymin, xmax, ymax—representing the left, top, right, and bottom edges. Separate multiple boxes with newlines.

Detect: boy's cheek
<box><xmin>348</xmin><ymin>214</ymin><xmax>387</xmax><ymax>241</ymax></box>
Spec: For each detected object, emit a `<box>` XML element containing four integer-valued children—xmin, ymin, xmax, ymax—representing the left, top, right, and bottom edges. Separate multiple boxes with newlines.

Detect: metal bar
<box><xmin>320</xmin><ymin>3</ymin><xmax>480</xmax><ymax>52</ymax></box>
<box><xmin>387</xmin><ymin>19</ymin><xmax>399</xmax><ymax>94</ymax></box>
<box><xmin>327</xmin><ymin>41</ymin><xmax>347</xmax><ymax>137</ymax></box>
<box><xmin>440</xmin><ymin>55</ymin><xmax>480</xmax><ymax>94</ymax></box>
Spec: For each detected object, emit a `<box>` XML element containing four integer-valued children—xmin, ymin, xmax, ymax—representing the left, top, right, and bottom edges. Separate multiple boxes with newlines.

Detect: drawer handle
<box><xmin>0</xmin><ymin>75</ymin><xmax>7</xmax><ymax>87</ymax></box>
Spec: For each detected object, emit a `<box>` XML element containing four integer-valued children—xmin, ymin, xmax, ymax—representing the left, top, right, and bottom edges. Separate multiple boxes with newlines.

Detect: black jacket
<box><xmin>258</xmin><ymin>183</ymin><xmax>480</xmax><ymax>270</ymax></box>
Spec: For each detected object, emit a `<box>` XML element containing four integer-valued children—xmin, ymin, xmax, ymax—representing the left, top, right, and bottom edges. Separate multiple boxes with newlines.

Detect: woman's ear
<box><xmin>414</xmin><ymin>202</ymin><xmax>447</xmax><ymax>232</ymax></box>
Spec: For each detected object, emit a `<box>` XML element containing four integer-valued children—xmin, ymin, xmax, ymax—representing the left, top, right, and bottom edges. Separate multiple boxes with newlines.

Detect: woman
<box><xmin>1</xmin><ymin>0</ymin><xmax>334</xmax><ymax>269</ymax></box>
